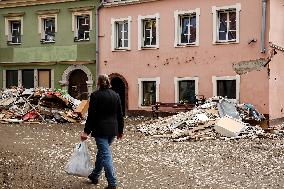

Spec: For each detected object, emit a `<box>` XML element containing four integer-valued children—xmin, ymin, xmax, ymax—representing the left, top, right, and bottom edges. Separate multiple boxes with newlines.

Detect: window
<box><xmin>22</xmin><ymin>70</ymin><xmax>35</xmax><ymax>89</ymax></box>
<box><xmin>174</xmin><ymin>9</ymin><xmax>200</xmax><ymax>47</ymax></box>
<box><xmin>76</xmin><ymin>15</ymin><xmax>90</xmax><ymax>41</ymax></box>
<box><xmin>39</xmin><ymin>17</ymin><xmax>56</xmax><ymax>43</ymax></box>
<box><xmin>138</xmin><ymin>77</ymin><xmax>160</xmax><ymax>107</ymax></box>
<box><xmin>111</xmin><ymin>17</ymin><xmax>131</xmax><ymax>50</ymax></box>
<box><xmin>6</xmin><ymin>70</ymin><xmax>18</xmax><ymax>88</ymax></box>
<box><xmin>138</xmin><ymin>13</ymin><xmax>159</xmax><ymax>49</ymax></box>
<box><xmin>38</xmin><ymin>70</ymin><xmax>51</xmax><ymax>88</ymax></box>
<box><xmin>212</xmin><ymin>75</ymin><xmax>240</xmax><ymax>102</ymax></box>
<box><xmin>174</xmin><ymin>77</ymin><xmax>199</xmax><ymax>104</ymax></box>
<box><xmin>212</xmin><ymin>3</ymin><xmax>241</xmax><ymax>43</ymax></box>
<box><xmin>5</xmin><ymin>17</ymin><xmax>23</xmax><ymax>45</ymax></box>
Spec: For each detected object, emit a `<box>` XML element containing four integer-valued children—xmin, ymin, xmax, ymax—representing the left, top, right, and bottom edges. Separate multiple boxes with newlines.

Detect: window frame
<box><xmin>174</xmin><ymin>77</ymin><xmax>199</xmax><ymax>103</ymax></box>
<box><xmin>138</xmin><ymin>13</ymin><xmax>160</xmax><ymax>50</ymax></box>
<box><xmin>5</xmin><ymin>16</ymin><xmax>23</xmax><ymax>45</ymax></box>
<box><xmin>38</xmin><ymin>14</ymin><xmax>57</xmax><ymax>44</ymax></box>
<box><xmin>174</xmin><ymin>8</ymin><xmax>200</xmax><ymax>47</ymax></box>
<box><xmin>111</xmin><ymin>16</ymin><xmax>131</xmax><ymax>51</ymax></box>
<box><xmin>138</xmin><ymin>77</ymin><xmax>160</xmax><ymax>108</ymax></box>
<box><xmin>72</xmin><ymin>11</ymin><xmax>92</xmax><ymax>42</ymax></box>
<box><xmin>212</xmin><ymin>3</ymin><xmax>241</xmax><ymax>44</ymax></box>
<box><xmin>2</xmin><ymin>69</ymin><xmax>54</xmax><ymax>89</ymax></box>
<box><xmin>212</xmin><ymin>75</ymin><xmax>240</xmax><ymax>102</ymax></box>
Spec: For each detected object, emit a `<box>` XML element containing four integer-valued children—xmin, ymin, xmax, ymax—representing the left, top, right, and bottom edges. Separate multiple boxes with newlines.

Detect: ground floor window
<box><xmin>138</xmin><ymin>77</ymin><xmax>160</xmax><ymax>107</ymax></box>
<box><xmin>3</xmin><ymin>69</ymin><xmax>54</xmax><ymax>89</ymax></box>
<box><xmin>212</xmin><ymin>75</ymin><xmax>240</xmax><ymax>101</ymax></box>
<box><xmin>38</xmin><ymin>70</ymin><xmax>51</xmax><ymax>88</ymax></box>
<box><xmin>6</xmin><ymin>70</ymin><xmax>18</xmax><ymax>88</ymax></box>
<box><xmin>174</xmin><ymin>77</ymin><xmax>199</xmax><ymax>104</ymax></box>
<box><xmin>22</xmin><ymin>70</ymin><xmax>34</xmax><ymax>89</ymax></box>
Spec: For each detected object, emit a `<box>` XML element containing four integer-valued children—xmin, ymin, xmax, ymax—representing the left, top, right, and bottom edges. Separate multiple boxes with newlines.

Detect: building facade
<box><xmin>268</xmin><ymin>0</ymin><xmax>284</xmax><ymax>121</ymax></box>
<box><xmin>0</xmin><ymin>0</ymin><xmax>100</xmax><ymax>100</ymax></box>
<box><xmin>99</xmin><ymin>0</ymin><xmax>270</xmax><ymax>116</ymax></box>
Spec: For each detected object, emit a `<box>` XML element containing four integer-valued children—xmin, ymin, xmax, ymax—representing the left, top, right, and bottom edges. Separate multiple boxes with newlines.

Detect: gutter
<box><xmin>261</xmin><ymin>0</ymin><xmax>267</xmax><ymax>53</ymax></box>
<box><xmin>95</xmin><ymin>0</ymin><xmax>104</xmax><ymax>82</ymax></box>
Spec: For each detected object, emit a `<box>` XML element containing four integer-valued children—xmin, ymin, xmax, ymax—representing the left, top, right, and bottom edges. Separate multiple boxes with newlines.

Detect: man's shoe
<box><xmin>87</xmin><ymin>175</ymin><xmax>98</xmax><ymax>184</ymax></box>
<box><xmin>104</xmin><ymin>186</ymin><xmax>116</xmax><ymax>189</ymax></box>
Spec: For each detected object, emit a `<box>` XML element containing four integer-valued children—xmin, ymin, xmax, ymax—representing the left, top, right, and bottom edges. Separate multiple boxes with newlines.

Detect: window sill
<box><xmin>140</xmin><ymin>46</ymin><xmax>159</xmax><ymax>50</ymax></box>
<box><xmin>175</xmin><ymin>44</ymin><xmax>198</xmax><ymax>48</ymax></box>
<box><xmin>7</xmin><ymin>42</ymin><xmax>21</xmax><ymax>45</ymax></box>
<box><xmin>213</xmin><ymin>41</ymin><xmax>238</xmax><ymax>45</ymax></box>
<box><xmin>74</xmin><ymin>38</ymin><xmax>90</xmax><ymax>42</ymax></box>
<box><xmin>40</xmin><ymin>40</ymin><xmax>55</xmax><ymax>44</ymax></box>
<box><xmin>112</xmin><ymin>48</ymin><xmax>131</xmax><ymax>52</ymax></box>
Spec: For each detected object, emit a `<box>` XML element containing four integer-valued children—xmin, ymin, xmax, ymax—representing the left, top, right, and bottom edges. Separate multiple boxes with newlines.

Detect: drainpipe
<box><xmin>96</xmin><ymin>0</ymin><xmax>104</xmax><ymax>82</ymax></box>
<box><xmin>261</xmin><ymin>0</ymin><xmax>267</xmax><ymax>53</ymax></box>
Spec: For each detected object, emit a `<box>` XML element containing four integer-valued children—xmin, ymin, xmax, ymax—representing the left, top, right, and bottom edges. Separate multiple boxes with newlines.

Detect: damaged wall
<box><xmin>268</xmin><ymin>0</ymin><xmax>284</xmax><ymax>121</ymax></box>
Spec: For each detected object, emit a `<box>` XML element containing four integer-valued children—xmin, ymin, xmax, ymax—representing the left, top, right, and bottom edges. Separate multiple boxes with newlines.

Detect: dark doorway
<box><xmin>111</xmin><ymin>77</ymin><xmax>126</xmax><ymax>116</ymax></box>
<box><xmin>68</xmin><ymin>69</ymin><xmax>88</xmax><ymax>100</ymax></box>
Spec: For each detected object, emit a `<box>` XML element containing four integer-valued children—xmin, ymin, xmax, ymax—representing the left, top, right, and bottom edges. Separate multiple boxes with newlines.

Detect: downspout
<box><xmin>261</xmin><ymin>0</ymin><xmax>267</xmax><ymax>53</ymax></box>
<box><xmin>96</xmin><ymin>0</ymin><xmax>104</xmax><ymax>82</ymax></box>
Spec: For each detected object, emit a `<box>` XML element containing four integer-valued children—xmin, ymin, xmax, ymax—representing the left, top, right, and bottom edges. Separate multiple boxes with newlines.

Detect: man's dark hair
<box><xmin>97</xmin><ymin>74</ymin><xmax>111</xmax><ymax>90</ymax></box>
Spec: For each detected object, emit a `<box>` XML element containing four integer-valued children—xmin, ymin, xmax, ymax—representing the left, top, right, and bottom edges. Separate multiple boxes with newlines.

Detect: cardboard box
<box><xmin>75</xmin><ymin>100</ymin><xmax>89</xmax><ymax>116</ymax></box>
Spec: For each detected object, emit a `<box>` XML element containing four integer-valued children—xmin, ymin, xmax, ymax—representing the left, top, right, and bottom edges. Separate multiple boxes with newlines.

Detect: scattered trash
<box><xmin>137</xmin><ymin>96</ymin><xmax>281</xmax><ymax>141</ymax></box>
<box><xmin>0</xmin><ymin>87</ymin><xmax>89</xmax><ymax>124</ymax></box>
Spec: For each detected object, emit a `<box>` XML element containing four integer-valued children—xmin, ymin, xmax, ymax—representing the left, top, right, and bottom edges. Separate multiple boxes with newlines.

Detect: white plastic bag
<box><xmin>65</xmin><ymin>141</ymin><xmax>93</xmax><ymax>177</ymax></box>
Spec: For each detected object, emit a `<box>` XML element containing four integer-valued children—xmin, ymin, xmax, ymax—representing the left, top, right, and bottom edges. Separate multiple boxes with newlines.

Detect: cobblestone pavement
<box><xmin>0</xmin><ymin>117</ymin><xmax>284</xmax><ymax>189</ymax></box>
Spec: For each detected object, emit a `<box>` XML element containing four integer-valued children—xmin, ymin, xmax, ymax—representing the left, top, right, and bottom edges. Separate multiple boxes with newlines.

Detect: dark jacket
<box><xmin>84</xmin><ymin>88</ymin><xmax>124</xmax><ymax>137</ymax></box>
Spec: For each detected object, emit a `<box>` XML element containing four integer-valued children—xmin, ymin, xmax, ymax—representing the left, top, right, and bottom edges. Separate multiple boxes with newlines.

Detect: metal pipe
<box><xmin>261</xmin><ymin>0</ymin><xmax>267</xmax><ymax>53</ymax></box>
<box><xmin>95</xmin><ymin>1</ymin><xmax>104</xmax><ymax>83</ymax></box>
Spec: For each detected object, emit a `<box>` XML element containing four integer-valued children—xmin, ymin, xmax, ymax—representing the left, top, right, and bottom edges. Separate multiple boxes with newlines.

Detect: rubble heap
<box><xmin>0</xmin><ymin>88</ymin><xmax>89</xmax><ymax>124</ymax></box>
<box><xmin>137</xmin><ymin>97</ymin><xmax>282</xmax><ymax>141</ymax></box>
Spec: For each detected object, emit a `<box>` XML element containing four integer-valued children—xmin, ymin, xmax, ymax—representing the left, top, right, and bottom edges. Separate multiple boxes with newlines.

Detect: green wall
<box><xmin>0</xmin><ymin>0</ymin><xmax>98</xmax><ymax>63</ymax></box>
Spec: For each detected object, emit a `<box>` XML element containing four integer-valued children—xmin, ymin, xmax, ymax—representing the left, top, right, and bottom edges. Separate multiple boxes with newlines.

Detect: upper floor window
<box><xmin>212</xmin><ymin>4</ymin><xmax>241</xmax><ymax>44</ymax></box>
<box><xmin>174</xmin><ymin>9</ymin><xmax>200</xmax><ymax>47</ymax></box>
<box><xmin>76</xmin><ymin>15</ymin><xmax>90</xmax><ymax>41</ymax></box>
<box><xmin>111</xmin><ymin>17</ymin><xmax>131</xmax><ymax>51</ymax></box>
<box><xmin>138</xmin><ymin>13</ymin><xmax>159</xmax><ymax>50</ymax></box>
<box><xmin>4</xmin><ymin>14</ymin><xmax>24</xmax><ymax>45</ymax></box>
<box><xmin>69</xmin><ymin>7</ymin><xmax>94</xmax><ymax>42</ymax></box>
<box><xmin>37</xmin><ymin>10</ymin><xmax>59</xmax><ymax>44</ymax></box>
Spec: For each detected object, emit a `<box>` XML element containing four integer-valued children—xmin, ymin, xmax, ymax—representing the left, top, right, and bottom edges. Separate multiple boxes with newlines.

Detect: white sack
<box><xmin>65</xmin><ymin>141</ymin><xmax>93</xmax><ymax>177</ymax></box>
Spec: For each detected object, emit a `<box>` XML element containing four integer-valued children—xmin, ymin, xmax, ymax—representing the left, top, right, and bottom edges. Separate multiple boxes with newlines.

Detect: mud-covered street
<box><xmin>1</xmin><ymin>117</ymin><xmax>284</xmax><ymax>189</ymax></box>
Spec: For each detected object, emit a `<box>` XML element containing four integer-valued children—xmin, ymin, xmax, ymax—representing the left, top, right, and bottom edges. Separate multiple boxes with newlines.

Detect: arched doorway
<box><xmin>68</xmin><ymin>69</ymin><xmax>88</xmax><ymax>100</ymax></box>
<box><xmin>109</xmin><ymin>74</ymin><xmax>128</xmax><ymax>116</ymax></box>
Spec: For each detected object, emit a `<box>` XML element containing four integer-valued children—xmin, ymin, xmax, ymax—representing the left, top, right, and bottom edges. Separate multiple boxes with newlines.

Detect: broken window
<box><xmin>180</xmin><ymin>14</ymin><xmax>196</xmax><ymax>44</ymax></box>
<box><xmin>38</xmin><ymin>70</ymin><xmax>51</xmax><ymax>88</ymax></box>
<box><xmin>178</xmin><ymin>80</ymin><xmax>196</xmax><ymax>104</ymax></box>
<box><xmin>9</xmin><ymin>20</ymin><xmax>21</xmax><ymax>44</ymax></box>
<box><xmin>75</xmin><ymin>15</ymin><xmax>90</xmax><ymax>41</ymax></box>
<box><xmin>217</xmin><ymin>80</ymin><xmax>236</xmax><ymax>99</ymax></box>
<box><xmin>22</xmin><ymin>70</ymin><xmax>34</xmax><ymax>89</ymax></box>
<box><xmin>218</xmin><ymin>10</ymin><xmax>236</xmax><ymax>42</ymax></box>
<box><xmin>115</xmin><ymin>21</ymin><xmax>128</xmax><ymax>49</ymax></box>
<box><xmin>6</xmin><ymin>70</ymin><xmax>18</xmax><ymax>88</ymax></box>
<box><xmin>143</xmin><ymin>19</ymin><xmax>156</xmax><ymax>47</ymax></box>
<box><xmin>142</xmin><ymin>81</ymin><xmax>156</xmax><ymax>106</ymax></box>
<box><xmin>42</xmin><ymin>18</ymin><xmax>55</xmax><ymax>43</ymax></box>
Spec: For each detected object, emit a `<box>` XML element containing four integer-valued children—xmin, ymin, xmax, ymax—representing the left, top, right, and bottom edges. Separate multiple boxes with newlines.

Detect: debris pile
<box><xmin>137</xmin><ymin>96</ymin><xmax>281</xmax><ymax>141</ymax></box>
<box><xmin>0</xmin><ymin>88</ymin><xmax>89</xmax><ymax>124</ymax></box>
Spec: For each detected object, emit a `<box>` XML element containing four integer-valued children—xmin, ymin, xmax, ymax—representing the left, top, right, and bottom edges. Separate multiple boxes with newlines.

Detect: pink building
<box><xmin>98</xmin><ymin>0</ymin><xmax>271</xmax><ymax>116</ymax></box>
<box><xmin>269</xmin><ymin>0</ymin><xmax>284</xmax><ymax>123</ymax></box>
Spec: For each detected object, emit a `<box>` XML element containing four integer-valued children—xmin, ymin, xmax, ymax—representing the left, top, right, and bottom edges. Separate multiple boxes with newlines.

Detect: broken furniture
<box><xmin>151</xmin><ymin>102</ymin><xmax>195</xmax><ymax>118</ymax></box>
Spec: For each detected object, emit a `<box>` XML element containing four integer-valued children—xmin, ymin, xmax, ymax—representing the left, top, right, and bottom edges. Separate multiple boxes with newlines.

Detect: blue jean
<box><xmin>91</xmin><ymin>136</ymin><xmax>116</xmax><ymax>187</ymax></box>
